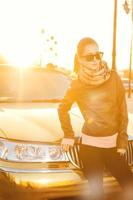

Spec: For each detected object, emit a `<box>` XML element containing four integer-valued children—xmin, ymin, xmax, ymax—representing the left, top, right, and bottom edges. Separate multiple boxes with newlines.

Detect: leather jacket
<box><xmin>58</xmin><ymin>71</ymin><xmax>128</xmax><ymax>149</ymax></box>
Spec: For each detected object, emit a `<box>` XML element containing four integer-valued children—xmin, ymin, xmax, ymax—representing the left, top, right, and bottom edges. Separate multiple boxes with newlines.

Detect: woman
<box><xmin>58</xmin><ymin>37</ymin><xmax>133</xmax><ymax>200</ymax></box>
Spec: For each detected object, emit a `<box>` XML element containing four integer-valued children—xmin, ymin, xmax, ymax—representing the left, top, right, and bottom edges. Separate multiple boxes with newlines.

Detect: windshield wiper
<box><xmin>31</xmin><ymin>99</ymin><xmax>62</xmax><ymax>103</ymax></box>
<box><xmin>0</xmin><ymin>97</ymin><xmax>16</xmax><ymax>102</ymax></box>
<box><xmin>0</xmin><ymin>97</ymin><xmax>62</xmax><ymax>103</ymax></box>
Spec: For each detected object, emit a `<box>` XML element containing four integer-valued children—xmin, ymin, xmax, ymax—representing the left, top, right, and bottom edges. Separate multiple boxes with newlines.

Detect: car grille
<box><xmin>125</xmin><ymin>140</ymin><xmax>133</xmax><ymax>166</ymax></box>
<box><xmin>67</xmin><ymin>140</ymin><xmax>133</xmax><ymax>169</ymax></box>
<box><xmin>67</xmin><ymin>145</ymin><xmax>83</xmax><ymax>169</ymax></box>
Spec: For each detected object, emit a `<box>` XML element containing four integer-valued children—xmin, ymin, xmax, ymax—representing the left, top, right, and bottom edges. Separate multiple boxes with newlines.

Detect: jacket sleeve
<box><xmin>116</xmin><ymin>75</ymin><xmax>128</xmax><ymax>149</ymax></box>
<box><xmin>58</xmin><ymin>83</ymin><xmax>76</xmax><ymax>138</ymax></box>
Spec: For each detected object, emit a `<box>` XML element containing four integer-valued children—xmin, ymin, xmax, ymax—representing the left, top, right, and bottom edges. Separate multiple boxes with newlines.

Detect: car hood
<box><xmin>0</xmin><ymin>103</ymin><xmax>83</xmax><ymax>142</ymax></box>
<box><xmin>0</xmin><ymin>103</ymin><xmax>132</xmax><ymax>142</ymax></box>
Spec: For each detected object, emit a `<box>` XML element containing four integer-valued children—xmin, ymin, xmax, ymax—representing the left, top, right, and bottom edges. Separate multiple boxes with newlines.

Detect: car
<box><xmin>0</xmin><ymin>66</ymin><xmax>133</xmax><ymax>200</ymax></box>
<box><xmin>121</xmin><ymin>78</ymin><xmax>133</xmax><ymax>92</ymax></box>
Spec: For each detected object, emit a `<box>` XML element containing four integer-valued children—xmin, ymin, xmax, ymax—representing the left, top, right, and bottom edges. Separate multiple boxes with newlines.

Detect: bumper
<box><xmin>0</xmin><ymin>167</ymin><xmax>87</xmax><ymax>199</ymax></box>
<box><xmin>0</xmin><ymin>161</ymin><xmax>130</xmax><ymax>199</ymax></box>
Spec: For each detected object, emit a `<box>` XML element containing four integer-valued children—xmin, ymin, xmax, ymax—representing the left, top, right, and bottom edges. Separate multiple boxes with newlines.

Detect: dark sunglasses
<box><xmin>82</xmin><ymin>52</ymin><xmax>103</xmax><ymax>62</ymax></box>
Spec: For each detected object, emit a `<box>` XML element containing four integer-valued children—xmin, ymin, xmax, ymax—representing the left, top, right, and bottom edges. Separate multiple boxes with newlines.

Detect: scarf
<box><xmin>78</xmin><ymin>60</ymin><xmax>111</xmax><ymax>86</ymax></box>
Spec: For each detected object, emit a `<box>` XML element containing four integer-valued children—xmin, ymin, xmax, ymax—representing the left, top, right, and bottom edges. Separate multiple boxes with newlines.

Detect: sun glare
<box><xmin>3</xmin><ymin>44</ymin><xmax>40</xmax><ymax>68</ymax></box>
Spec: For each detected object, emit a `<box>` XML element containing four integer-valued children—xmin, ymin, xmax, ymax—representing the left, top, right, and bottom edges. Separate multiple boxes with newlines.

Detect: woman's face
<box><xmin>78</xmin><ymin>43</ymin><xmax>102</xmax><ymax>70</ymax></box>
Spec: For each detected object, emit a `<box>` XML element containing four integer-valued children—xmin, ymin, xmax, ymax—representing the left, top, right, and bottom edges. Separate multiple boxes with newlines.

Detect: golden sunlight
<box><xmin>0</xmin><ymin>0</ymin><xmax>41</xmax><ymax>68</ymax></box>
<box><xmin>0</xmin><ymin>0</ymin><xmax>132</xmax><ymax>70</ymax></box>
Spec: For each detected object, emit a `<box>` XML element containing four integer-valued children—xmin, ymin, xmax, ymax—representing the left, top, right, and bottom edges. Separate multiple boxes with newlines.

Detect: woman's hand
<box><xmin>117</xmin><ymin>148</ymin><xmax>126</xmax><ymax>156</ymax></box>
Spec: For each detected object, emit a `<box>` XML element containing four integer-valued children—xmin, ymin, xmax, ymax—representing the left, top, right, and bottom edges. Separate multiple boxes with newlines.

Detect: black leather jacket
<box><xmin>58</xmin><ymin>71</ymin><xmax>128</xmax><ymax>149</ymax></box>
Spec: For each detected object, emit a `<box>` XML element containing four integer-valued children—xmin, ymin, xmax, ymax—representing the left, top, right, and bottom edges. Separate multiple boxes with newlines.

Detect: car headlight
<box><xmin>48</xmin><ymin>146</ymin><xmax>63</xmax><ymax>160</ymax></box>
<box><xmin>0</xmin><ymin>141</ymin><xmax>8</xmax><ymax>159</ymax></box>
<box><xmin>0</xmin><ymin>138</ymin><xmax>68</xmax><ymax>162</ymax></box>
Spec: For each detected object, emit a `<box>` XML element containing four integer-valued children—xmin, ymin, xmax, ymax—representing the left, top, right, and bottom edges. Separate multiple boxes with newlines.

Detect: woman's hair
<box><xmin>77</xmin><ymin>37</ymin><xmax>98</xmax><ymax>56</ymax></box>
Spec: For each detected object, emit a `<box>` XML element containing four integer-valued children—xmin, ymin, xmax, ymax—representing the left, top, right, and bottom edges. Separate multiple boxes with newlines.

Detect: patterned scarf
<box><xmin>78</xmin><ymin>60</ymin><xmax>111</xmax><ymax>86</ymax></box>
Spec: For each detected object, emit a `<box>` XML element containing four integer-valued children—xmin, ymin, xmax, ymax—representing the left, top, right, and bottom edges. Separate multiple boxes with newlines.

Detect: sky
<box><xmin>0</xmin><ymin>0</ymin><xmax>132</xmax><ymax>70</ymax></box>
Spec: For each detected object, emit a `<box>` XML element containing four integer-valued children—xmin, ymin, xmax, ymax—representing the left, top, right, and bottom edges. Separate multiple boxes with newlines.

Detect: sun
<box><xmin>0</xmin><ymin>25</ymin><xmax>42</xmax><ymax>68</ymax></box>
<box><xmin>3</xmin><ymin>45</ymin><xmax>40</xmax><ymax>68</ymax></box>
<box><xmin>0</xmin><ymin>0</ymin><xmax>43</xmax><ymax>68</ymax></box>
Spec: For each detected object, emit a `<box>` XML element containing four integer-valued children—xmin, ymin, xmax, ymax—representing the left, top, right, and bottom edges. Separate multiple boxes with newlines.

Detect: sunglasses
<box><xmin>82</xmin><ymin>52</ymin><xmax>103</xmax><ymax>62</ymax></box>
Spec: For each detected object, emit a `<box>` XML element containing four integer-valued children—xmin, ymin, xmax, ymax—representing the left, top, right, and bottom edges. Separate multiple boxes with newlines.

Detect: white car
<box><xmin>121</xmin><ymin>78</ymin><xmax>133</xmax><ymax>92</ymax></box>
<box><xmin>0</xmin><ymin>66</ymin><xmax>133</xmax><ymax>200</ymax></box>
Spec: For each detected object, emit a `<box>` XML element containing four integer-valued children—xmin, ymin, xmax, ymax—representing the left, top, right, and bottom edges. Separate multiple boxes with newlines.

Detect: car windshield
<box><xmin>0</xmin><ymin>67</ymin><xmax>71</xmax><ymax>102</ymax></box>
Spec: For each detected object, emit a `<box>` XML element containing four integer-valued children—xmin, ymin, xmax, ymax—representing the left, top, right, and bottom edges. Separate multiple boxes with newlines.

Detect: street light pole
<box><xmin>112</xmin><ymin>0</ymin><xmax>118</xmax><ymax>71</ymax></box>
<box><xmin>128</xmin><ymin>0</ymin><xmax>133</xmax><ymax>98</ymax></box>
<box><xmin>123</xmin><ymin>0</ymin><xmax>133</xmax><ymax>98</ymax></box>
